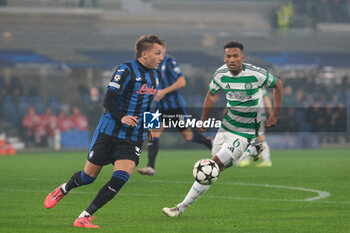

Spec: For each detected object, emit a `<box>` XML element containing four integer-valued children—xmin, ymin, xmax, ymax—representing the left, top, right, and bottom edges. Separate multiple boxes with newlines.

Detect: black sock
<box><xmin>65</xmin><ymin>171</ymin><xmax>83</xmax><ymax>192</ymax></box>
<box><xmin>147</xmin><ymin>138</ymin><xmax>159</xmax><ymax>169</ymax></box>
<box><xmin>65</xmin><ymin>170</ymin><xmax>96</xmax><ymax>193</ymax></box>
<box><xmin>85</xmin><ymin>171</ymin><xmax>129</xmax><ymax>215</ymax></box>
<box><xmin>191</xmin><ymin>131</ymin><xmax>212</xmax><ymax>150</ymax></box>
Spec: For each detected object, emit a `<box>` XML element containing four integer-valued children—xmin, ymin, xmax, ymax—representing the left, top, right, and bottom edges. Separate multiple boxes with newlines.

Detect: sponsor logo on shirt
<box><xmin>136</xmin><ymin>84</ymin><xmax>157</xmax><ymax>95</ymax></box>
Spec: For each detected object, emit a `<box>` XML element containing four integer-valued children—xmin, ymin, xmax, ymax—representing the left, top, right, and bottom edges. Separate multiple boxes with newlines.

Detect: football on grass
<box><xmin>193</xmin><ymin>159</ymin><xmax>220</xmax><ymax>185</ymax></box>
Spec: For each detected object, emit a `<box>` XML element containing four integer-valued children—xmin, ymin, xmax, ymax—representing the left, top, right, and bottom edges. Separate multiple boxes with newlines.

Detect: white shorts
<box><xmin>212</xmin><ymin>127</ymin><xmax>251</xmax><ymax>166</ymax></box>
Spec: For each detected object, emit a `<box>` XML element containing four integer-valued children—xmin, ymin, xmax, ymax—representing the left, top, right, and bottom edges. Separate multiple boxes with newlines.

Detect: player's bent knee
<box><xmin>81</xmin><ymin>170</ymin><xmax>96</xmax><ymax>185</ymax></box>
<box><xmin>112</xmin><ymin>170</ymin><xmax>130</xmax><ymax>183</ymax></box>
<box><xmin>107</xmin><ymin>170</ymin><xmax>130</xmax><ymax>194</ymax></box>
<box><xmin>114</xmin><ymin>160</ymin><xmax>136</xmax><ymax>175</ymax></box>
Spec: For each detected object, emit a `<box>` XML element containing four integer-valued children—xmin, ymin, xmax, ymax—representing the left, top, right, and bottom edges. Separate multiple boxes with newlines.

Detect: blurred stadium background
<box><xmin>0</xmin><ymin>0</ymin><xmax>349</xmax><ymax>153</ymax></box>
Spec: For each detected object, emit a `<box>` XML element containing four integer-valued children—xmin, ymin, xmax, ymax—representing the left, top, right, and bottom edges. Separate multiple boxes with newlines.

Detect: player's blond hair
<box><xmin>135</xmin><ymin>35</ymin><xmax>165</xmax><ymax>58</ymax></box>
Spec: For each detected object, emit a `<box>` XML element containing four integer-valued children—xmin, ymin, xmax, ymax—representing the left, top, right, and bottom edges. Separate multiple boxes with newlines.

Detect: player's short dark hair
<box><xmin>223</xmin><ymin>41</ymin><xmax>244</xmax><ymax>51</ymax></box>
<box><xmin>135</xmin><ymin>35</ymin><xmax>165</xmax><ymax>58</ymax></box>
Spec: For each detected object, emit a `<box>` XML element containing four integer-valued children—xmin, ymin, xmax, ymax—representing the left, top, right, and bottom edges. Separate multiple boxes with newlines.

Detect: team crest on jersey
<box><xmin>245</xmin><ymin>83</ymin><xmax>253</xmax><ymax>90</ymax></box>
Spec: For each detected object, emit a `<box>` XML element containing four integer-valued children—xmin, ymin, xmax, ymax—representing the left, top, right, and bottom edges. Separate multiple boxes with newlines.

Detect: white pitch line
<box><xmin>0</xmin><ymin>180</ymin><xmax>334</xmax><ymax>203</ymax></box>
<box><xmin>141</xmin><ymin>179</ymin><xmax>331</xmax><ymax>202</ymax></box>
<box><xmin>1</xmin><ymin>187</ymin><xmax>348</xmax><ymax>204</ymax></box>
<box><xmin>224</xmin><ymin>182</ymin><xmax>331</xmax><ymax>202</ymax></box>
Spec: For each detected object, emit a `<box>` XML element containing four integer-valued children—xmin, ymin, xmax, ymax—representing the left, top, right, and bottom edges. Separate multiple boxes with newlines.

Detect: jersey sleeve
<box><xmin>168</xmin><ymin>57</ymin><xmax>183</xmax><ymax>79</ymax></box>
<box><xmin>108</xmin><ymin>65</ymin><xmax>131</xmax><ymax>95</ymax></box>
<box><xmin>258</xmin><ymin>69</ymin><xmax>276</xmax><ymax>88</ymax></box>
<box><xmin>208</xmin><ymin>72</ymin><xmax>222</xmax><ymax>94</ymax></box>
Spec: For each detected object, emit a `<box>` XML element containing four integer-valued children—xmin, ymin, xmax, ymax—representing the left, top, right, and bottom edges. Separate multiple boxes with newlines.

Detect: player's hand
<box><xmin>265</xmin><ymin>115</ymin><xmax>277</xmax><ymax>128</ymax></box>
<box><xmin>154</xmin><ymin>89</ymin><xmax>166</xmax><ymax>102</ymax></box>
<box><xmin>121</xmin><ymin>115</ymin><xmax>138</xmax><ymax>127</ymax></box>
<box><xmin>146</xmin><ymin>129</ymin><xmax>153</xmax><ymax>141</ymax></box>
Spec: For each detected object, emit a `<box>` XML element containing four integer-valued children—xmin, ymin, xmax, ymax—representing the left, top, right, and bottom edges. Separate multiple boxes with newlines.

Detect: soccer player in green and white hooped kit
<box><xmin>236</xmin><ymin>88</ymin><xmax>274</xmax><ymax>167</ymax></box>
<box><xmin>162</xmin><ymin>40</ymin><xmax>283</xmax><ymax>217</ymax></box>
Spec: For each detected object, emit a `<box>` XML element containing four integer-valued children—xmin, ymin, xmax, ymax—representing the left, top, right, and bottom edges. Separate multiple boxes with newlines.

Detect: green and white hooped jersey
<box><xmin>209</xmin><ymin>63</ymin><xmax>276</xmax><ymax>139</ymax></box>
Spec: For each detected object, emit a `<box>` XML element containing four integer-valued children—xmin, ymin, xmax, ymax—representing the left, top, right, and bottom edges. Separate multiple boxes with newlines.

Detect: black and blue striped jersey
<box><xmin>156</xmin><ymin>56</ymin><xmax>186</xmax><ymax>110</ymax></box>
<box><xmin>95</xmin><ymin>60</ymin><xmax>160</xmax><ymax>143</ymax></box>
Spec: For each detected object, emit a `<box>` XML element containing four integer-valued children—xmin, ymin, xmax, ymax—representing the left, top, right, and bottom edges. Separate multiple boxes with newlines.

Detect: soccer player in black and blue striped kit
<box><xmin>138</xmin><ymin>46</ymin><xmax>213</xmax><ymax>176</ymax></box>
<box><xmin>44</xmin><ymin>35</ymin><xmax>164</xmax><ymax>228</ymax></box>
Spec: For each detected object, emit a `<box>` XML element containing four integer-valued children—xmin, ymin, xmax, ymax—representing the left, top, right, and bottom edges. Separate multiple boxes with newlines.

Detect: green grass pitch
<box><xmin>0</xmin><ymin>148</ymin><xmax>349</xmax><ymax>233</ymax></box>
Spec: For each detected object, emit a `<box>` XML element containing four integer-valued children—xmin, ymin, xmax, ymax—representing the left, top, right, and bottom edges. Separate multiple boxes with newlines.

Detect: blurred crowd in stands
<box><xmin>0</xmin><ymin>76</ymin><xmax>103</xmax><ymax>149</ymax></box>
<box><xmin>274</xmin><ymin>69</ymin><xmax>349</xmax><ymax>143</ymax></box>
<box><xmin>22</xmin><ymin>105</ymin><xmax>89</xmax><ymax>148</ymax></box>
<box><xmin>293</xmin><ymin>0</ymin><xmax>350</xmax><ymax>23</ymax></box>
<box><xmin>0</xmin><ymin>67</ymin><xmax>349</xmax><ymax>149</ymax></box>
<box><xmin>273</xmin><ymin>0</ymin><xmax>350</xmax><ymax>30</ymax></box>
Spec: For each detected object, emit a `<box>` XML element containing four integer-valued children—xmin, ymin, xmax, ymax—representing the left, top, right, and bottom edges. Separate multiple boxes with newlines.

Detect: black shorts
<box><xmin>87</xmin><ymin>133</ymin><xmax>142</xmax><ymax>166</ymax></box>
<box><xmin>161</xmin><ymin>107</ymin><xmax>189</xmax><ymax>132</ymax></box>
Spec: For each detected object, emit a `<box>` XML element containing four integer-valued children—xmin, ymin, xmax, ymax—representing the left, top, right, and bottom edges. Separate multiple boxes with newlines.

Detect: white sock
<box><xmin>235</xmin><ymin>146</ymin><xmax>255</xmax><ymax>165</ymax></box>
<box><xmin>177</xmin><ymin>181</ymin><xmax>210</xmax><ymax>213</ymax></box>
<box><xmin>78</xmin><ymin>210</ymin><xmax>91</xmax><ymax>218</ymax></box>
<box><xmin>61</xmin><ymin>183</ymin><xmax>68</xmax><ymax>194</ymax></box>
<box><xmin>261</xmin><ymin>141</ymin><xmax>271</xmax><ymax>163</ymax></box>
<box><xmin>242</xmin><ymin>145</ymin><xmax>256</xmax><ymax>158</ymax></box>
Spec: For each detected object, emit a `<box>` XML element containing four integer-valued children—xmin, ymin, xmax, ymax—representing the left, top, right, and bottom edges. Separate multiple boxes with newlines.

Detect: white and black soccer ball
<box><xmin>193</xmin><ymin>159</ymin><xmax>220</xmax><ymax>185</ymax></box>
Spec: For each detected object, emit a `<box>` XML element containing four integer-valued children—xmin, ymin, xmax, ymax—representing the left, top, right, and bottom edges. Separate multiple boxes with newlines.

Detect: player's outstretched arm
<box><xmin>265</xmin><ymin>78</ymin><xmax>283</xmax><ymax>127</ymax></box>
<box><xmin>264</xmin><ymin>94</ymin><xmax>273</xmax><ymax>117</ymax></box>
